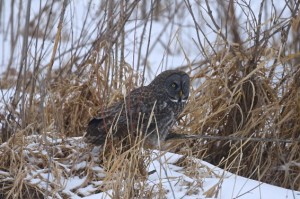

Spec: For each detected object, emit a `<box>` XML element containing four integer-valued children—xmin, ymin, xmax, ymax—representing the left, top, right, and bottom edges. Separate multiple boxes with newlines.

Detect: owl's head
<box><xmin>150</xmin><ymin>70</ymin><xmax>190</xmax><ymax>103</ymax></box>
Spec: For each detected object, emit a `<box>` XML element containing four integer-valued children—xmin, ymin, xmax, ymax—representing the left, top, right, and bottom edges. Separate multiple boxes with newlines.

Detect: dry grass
<box><xmin>1</xmin><ymin>0</ymin><xmax>300</xmax><ymax>198</ymax></box>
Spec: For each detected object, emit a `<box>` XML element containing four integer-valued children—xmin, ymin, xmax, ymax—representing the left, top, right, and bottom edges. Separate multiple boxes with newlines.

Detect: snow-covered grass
<box><xmin>0</xmin><ymin>134</ymin><xmax>299</xmax><ymax>198</ymax></box>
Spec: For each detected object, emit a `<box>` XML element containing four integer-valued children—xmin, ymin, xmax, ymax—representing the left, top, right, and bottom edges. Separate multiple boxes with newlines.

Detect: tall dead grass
<box><xmin>0</xmin><ymin>0</ymin><xmax>300</xmax><ymax>198</ymax></box>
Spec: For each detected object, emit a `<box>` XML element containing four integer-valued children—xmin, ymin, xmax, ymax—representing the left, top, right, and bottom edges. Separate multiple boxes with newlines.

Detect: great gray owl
<box><xmin>84</xmin><ymin>70</ymin><xmax>190</xmax><ymax>147</ymax></box>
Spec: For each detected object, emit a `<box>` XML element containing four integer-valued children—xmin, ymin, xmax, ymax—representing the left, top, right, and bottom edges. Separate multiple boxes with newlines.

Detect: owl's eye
<box><xmin>171</xmin><ymin>83</ymin><xmax>178</xmax><ymax>89</ymax></box>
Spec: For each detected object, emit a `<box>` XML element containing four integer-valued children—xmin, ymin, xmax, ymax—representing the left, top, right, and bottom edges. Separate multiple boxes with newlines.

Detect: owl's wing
<box><xmin>84</xmin><ymin>86</ymin><xmax>152</xmax><ymax>145</ymax></box>
<box><xmin>84</xmin><ymin>101</ymin><xmax>123</xmax><ymax>145</ymax></box>
<box><xmin>84</xmin><ymin>117</ymin><xmax>106</xmax><ymax>145</ymax></box>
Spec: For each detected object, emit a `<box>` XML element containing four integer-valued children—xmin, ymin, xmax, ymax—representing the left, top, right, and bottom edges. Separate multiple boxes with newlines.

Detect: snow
<box><xmin>60</xmin><ymin>146</ymin><xmax>299</xmax><ymax>199</ymax></box>
<box><xmin>0</xmin><ymin>134</ymin><xmax>298</xmax><ymax>198</ymax></box>
<box><xmin>13</xmin><ymin>135</ymin><xmax>300</xmax><ymax>199</ymax></box>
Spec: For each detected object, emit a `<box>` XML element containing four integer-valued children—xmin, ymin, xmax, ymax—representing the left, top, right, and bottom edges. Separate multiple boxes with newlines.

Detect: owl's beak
<box><xmin>179</xmin><ymin>90</ymin><xmax>183</xmax><ymax>97</ymax></box>
<box><xmin>178</xmin><ymin>90</ymin><xmax>183</xmax><ymax>102</ymax></box>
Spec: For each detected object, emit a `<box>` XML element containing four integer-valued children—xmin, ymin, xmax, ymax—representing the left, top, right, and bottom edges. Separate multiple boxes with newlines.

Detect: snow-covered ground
<box><xmin>0</xmin><ymin>135</ymin><xmax>298</xmax><ymax>199</ymax></box>
<box><xmin>55</xmin><ymin>151</ymin><xmax>300</xmax><ymax>199</ymax></box>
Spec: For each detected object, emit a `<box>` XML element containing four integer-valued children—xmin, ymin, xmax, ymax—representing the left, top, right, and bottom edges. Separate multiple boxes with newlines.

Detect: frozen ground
<box><xmin>63</xmin><ymin>150</ymin><xmax>300</xmax><ymax>199</ymax></box>
<box><xmin>0</xmin><ymin>135</ymin><xmax>298</xmax><ymax>199</ymax></box>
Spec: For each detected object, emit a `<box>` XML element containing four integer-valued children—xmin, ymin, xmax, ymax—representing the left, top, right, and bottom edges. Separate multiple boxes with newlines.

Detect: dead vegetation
<box><xmin>0</xmin><ymin>0</ymin><xmax>300</xmax><ymax>198</ymax></box>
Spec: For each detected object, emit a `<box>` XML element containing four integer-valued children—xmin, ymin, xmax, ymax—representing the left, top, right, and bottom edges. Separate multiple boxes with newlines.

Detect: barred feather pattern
<box><xmin>84</xmin><ymin>70</ymin><xmax>189</xmax><ymax>147</ymax></box>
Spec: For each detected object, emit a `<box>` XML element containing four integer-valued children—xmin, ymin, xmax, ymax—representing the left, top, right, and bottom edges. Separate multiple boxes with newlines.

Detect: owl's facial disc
<box><xmin>166</xmin><ymin>74</ymin><xmax>190</xmax><ymax>103</ymax></box>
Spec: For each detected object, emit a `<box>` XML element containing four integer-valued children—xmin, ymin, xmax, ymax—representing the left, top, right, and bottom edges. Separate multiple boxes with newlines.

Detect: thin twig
<box><xmin>46</xmin><ymin>0</ymin><xmax>68</xmax><ymax>81</ymax></box>
<box><xmin>166</xmin><ymin>133</ymin><xmax>300</xmax><ymax>143</ymax></box>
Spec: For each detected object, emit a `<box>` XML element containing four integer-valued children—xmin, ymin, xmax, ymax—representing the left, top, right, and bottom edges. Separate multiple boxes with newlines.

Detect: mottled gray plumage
<box><xmin>84</xmin><ymin>70</ymin><xmax>190</xmax><ymax>147</ymax></box>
